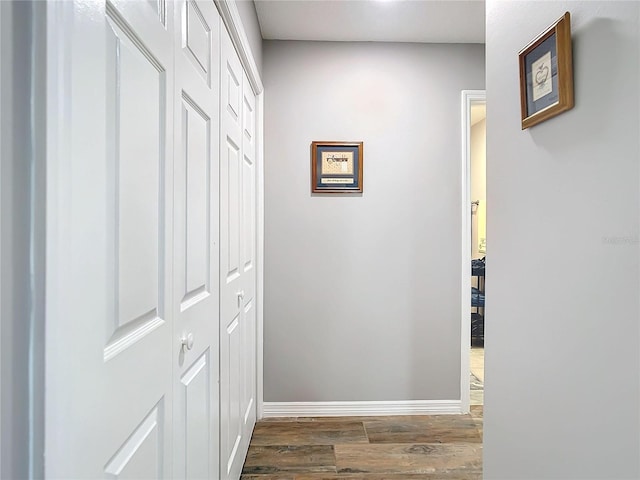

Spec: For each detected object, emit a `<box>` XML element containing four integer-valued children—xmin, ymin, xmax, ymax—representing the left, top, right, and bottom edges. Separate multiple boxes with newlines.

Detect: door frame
<box><xmin>460</xmin><ymin>90</ymin><xmax>485</xmax><ymax>414</ymax></box>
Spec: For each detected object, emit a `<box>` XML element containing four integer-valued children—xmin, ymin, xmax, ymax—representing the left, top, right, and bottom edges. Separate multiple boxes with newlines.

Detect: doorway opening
<box><xmin>461</xmin><ymin>90</ymin><xmax>486</xmax><ymax>412</ymax></box>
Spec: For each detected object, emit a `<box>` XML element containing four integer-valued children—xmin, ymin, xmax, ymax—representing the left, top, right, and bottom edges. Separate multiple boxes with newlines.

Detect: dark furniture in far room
<box><xmin>471</xmin><ymin>258</ymin><xmax>485</xmax><ymax>344</ymax></box>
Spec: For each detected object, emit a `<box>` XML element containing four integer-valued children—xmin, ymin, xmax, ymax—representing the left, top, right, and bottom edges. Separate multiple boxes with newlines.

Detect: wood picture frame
<box><xmin>519</xmin><ymin>12</ymin><xmax>574</xmax><ymax>129</ymax></box>
<box><xmin>311</xmin><ymin>141</ymin><xmax>363</xmax><ymax>194</ymax></box>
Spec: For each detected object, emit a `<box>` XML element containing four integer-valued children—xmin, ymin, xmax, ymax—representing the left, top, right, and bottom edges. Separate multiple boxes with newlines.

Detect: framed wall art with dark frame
<box><xmin>311</xmin><ymin>141</ymin><xmax>363</xmax><ymax>194</ymax></box>
<box><xmin>519</xmin><ymin>11</ymin><xmax>574</xmax><ymax>129</ymax></box>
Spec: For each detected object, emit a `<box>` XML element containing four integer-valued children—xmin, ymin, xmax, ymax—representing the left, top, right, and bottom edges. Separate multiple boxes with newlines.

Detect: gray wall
<box><xmin>484</xmin><ymin>1</ymin><xmax>640</xmax><ymax>478</ymax></box>
<box><xmin>235</xmin><ymin>0</ymin><xmax>262</xmax><ymax>78</ymax></box>
<box><xmin>264</xmin><ymin>41</ymin><xmax>485</xmax><ymax>402</ymax></box>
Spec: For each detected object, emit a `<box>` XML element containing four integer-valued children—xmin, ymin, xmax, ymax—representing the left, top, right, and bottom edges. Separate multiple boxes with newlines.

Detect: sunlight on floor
<box><xmin>470</xmin><ymin>346</ymin><xmax>484</xmax><ymax>406</ymax></box>
<box><xmin>470</xmin><ymin>346</ymin><xmax>484</xmax><ymax>382</ymax></box>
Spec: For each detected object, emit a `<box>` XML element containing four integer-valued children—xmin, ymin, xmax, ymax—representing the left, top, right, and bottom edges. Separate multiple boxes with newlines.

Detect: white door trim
<box><xmin>214</xmin><ymin>0</ymin><xmax>263</xmax><ymax>95</ymax></box>
<box><xmin>215</xmin><ymin>0</ymin><xmax>265</xmax><ymax>420</ymax></box>
<box><xmin>255</xmin><ymin>93</ymin><xmax>265</xmax><ymax>419</ymax></box>
<box><xmin>460</xmin><ymin>90</ymin><xmax>485</xmax><ymax>414</ymax></box>
<box><xmin>29</xmin><ymin>4</ymin><xmax>46</xmax><ymax>476</ymax></box>
<box><xmin>0</xmin><ymin>3</ymin><xmax>4</xmax><ymax>475</ymax></box>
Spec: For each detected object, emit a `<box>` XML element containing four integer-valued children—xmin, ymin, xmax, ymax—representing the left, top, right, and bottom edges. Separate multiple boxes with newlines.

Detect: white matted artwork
<box><xmin>321</xmin><ymin>151</ymin><xmax>354</xmax><ymax>175</ymax></box>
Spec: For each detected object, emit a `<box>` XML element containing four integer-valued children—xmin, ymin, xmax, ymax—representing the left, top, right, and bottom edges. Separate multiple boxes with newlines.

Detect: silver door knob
<box><xmin>237</xmin><ymin>290</ymin><xmax>245</xmax><ymax>299</ymax></box>
<box><xmin>181</xmin><ymin>333</ymin><xmax>194</xmax><ymax>351</ymax></box>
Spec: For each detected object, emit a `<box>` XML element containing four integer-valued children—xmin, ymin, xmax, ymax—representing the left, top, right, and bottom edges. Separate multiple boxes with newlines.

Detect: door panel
<box><xmin>172</xmin><ymin>1</ymin><xmax>220</xmax><ymax>479</ymax></box>
<box><xmin>223</xmin><ymin>138</ymin><xmax>241</xmax><ymax>282</ymax></box>
<box><xmin>180</xmin><ymin>93</ymin><xmax>210</xmax><ymax>309</ymax></box>
<box><xmin>96</xmin><ymin>1</ymin><xmax>175</xmax><ymax>474</ymax></box>
<box><xmin>241</xmin><ymin>76</ymin><xmax>256</xmax><ymax>284</ymax></box>
<box><xmin>221</xmin><ymin>49</ymin><xmax>243</xmax><ymax>287</ymax></box>
<box><xmin>45</xmin><ymin>2</ymin><xmax>174</xmax><ymax>477</ymax></box>
<box><xmin>241</xmin><ymin>75</ymin><xmax>257</xmax><ymax>430</ymax></box>
<box><xmin>220</xmin><ymin>27</ymin><xmax>257</xmax><ymax>480</ymax></box>
<box><xmin>222</xmin><ymin>314</ymin><xmax>242</xmax><ymax>474</ymax></box>
<box><xmin>225</xmin><ymin>61</ymin><xmax>242</xmax><ymax>122</ymax></box>
<box><xmin>242</xmin><ymin>299</ymin><xmax>256</xmax><ymax>424</ymax></box>
<box><xmin>242</xmin><ymin>146</ymin><xmax>254</xmax><ymax>274</ymax></box>
<box><xmin>105</xmin><ymin>11</ymin><xmax>166</xmax><ymax>360</ymax></box>
<box><xmin>104</xmin><ymin>401</ymin><xmax>165</xmax><ymax>479</ymax></box>
<box><xmin>183</xmin><ymin>0</ymin><xmax>210</xmax><ymax>84</ymax></box>
<box><xmin>179</xmin><ymin>350</ymin><xmax>211</xmax><ymax>480</ymax></box>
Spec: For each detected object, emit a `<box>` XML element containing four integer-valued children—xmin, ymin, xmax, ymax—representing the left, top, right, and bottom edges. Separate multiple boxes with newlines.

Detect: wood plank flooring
<box><xmin>241</xmin><ymin>406</ymin><xmax>483</xmax><ymax>479</ymax></box>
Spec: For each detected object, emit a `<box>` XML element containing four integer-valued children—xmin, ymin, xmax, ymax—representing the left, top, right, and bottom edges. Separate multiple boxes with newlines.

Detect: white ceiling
<box><xmin>253</xmin><ymin>0</ymin><xmax>485</xmax><ymax>44</ymax></box>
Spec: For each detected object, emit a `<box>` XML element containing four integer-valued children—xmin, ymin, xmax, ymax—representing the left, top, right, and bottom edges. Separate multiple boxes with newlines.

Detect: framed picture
<box><xmin>519</xmin><ymin>12</ymin><xmax>574</xmax><ymax>129</ymax></box>
<box><xmin>311</xmin><ymin>141</ymin><xmax>363</xmax><ymax>194</ymax></box>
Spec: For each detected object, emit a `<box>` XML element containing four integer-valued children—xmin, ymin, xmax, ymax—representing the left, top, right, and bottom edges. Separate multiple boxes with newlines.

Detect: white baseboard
<box><xmin>262</xmin><ymin>400</ymin><xmax>462</xmax><ymax>418</ymax></box>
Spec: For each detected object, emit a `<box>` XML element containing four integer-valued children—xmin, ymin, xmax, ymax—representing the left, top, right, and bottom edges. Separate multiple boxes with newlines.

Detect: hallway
<box><xmin>241</xmin><ymin>407</ymin><xmax>483</xmax><ymax>478</ymax></box>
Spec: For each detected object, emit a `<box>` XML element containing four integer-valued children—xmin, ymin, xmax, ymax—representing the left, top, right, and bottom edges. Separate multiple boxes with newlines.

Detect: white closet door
<box><xmin>46</xmin><ymin>1</ymin><xmax>175</xmax><ymax>477</ymax></box>
<box><xmin>240</xmin><ymin>72</ymin><xmax>257</xmax><ymax>436</ymax></box>
<box><xmin>219</xmin><ymin>26</ymin><xmax>257</xmax><ymax>480</ymax></box>
<box><xmin>171</xmin><ymin>1</ymin><xmax>220</xmax><ymax>479</ymax></box>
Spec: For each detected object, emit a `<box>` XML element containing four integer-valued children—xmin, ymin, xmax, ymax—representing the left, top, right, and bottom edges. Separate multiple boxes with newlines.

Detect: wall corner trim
<box><xmin>214</xmin><ymin>0</ymin><xmax>263</xmax><ymax>95</ymax></box>
<box><xmin>262</xmin><ymin>400</ymin><xmax>462</xmax><ymax>418</ymax></box>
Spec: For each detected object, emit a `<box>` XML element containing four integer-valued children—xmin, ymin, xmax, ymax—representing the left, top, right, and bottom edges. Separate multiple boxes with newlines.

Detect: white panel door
<box><xmin>240</xmin><ymin>73</ymin><xmax>257</xmax><ymax>437</ymax></box>
<box><xmin>45</xmin><ymin>1</ymin><xmax>175</xmax><ymax>478</ymax></box>
<box><xmin>219</xmin><ymin>27</ymin><xmax>257</xmax><ymax>480</ymax></box>
<box><xmin>171</xmin><ymin>1</ymin><xmax>220</xmax><ymax>479</ymax></box>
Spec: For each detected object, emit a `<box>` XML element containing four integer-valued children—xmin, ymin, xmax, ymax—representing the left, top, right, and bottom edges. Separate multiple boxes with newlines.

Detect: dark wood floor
<box><xmin>241</xmin><ymin>406</ymin><xmax>483</xmax><ymax>479</ymax></box>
